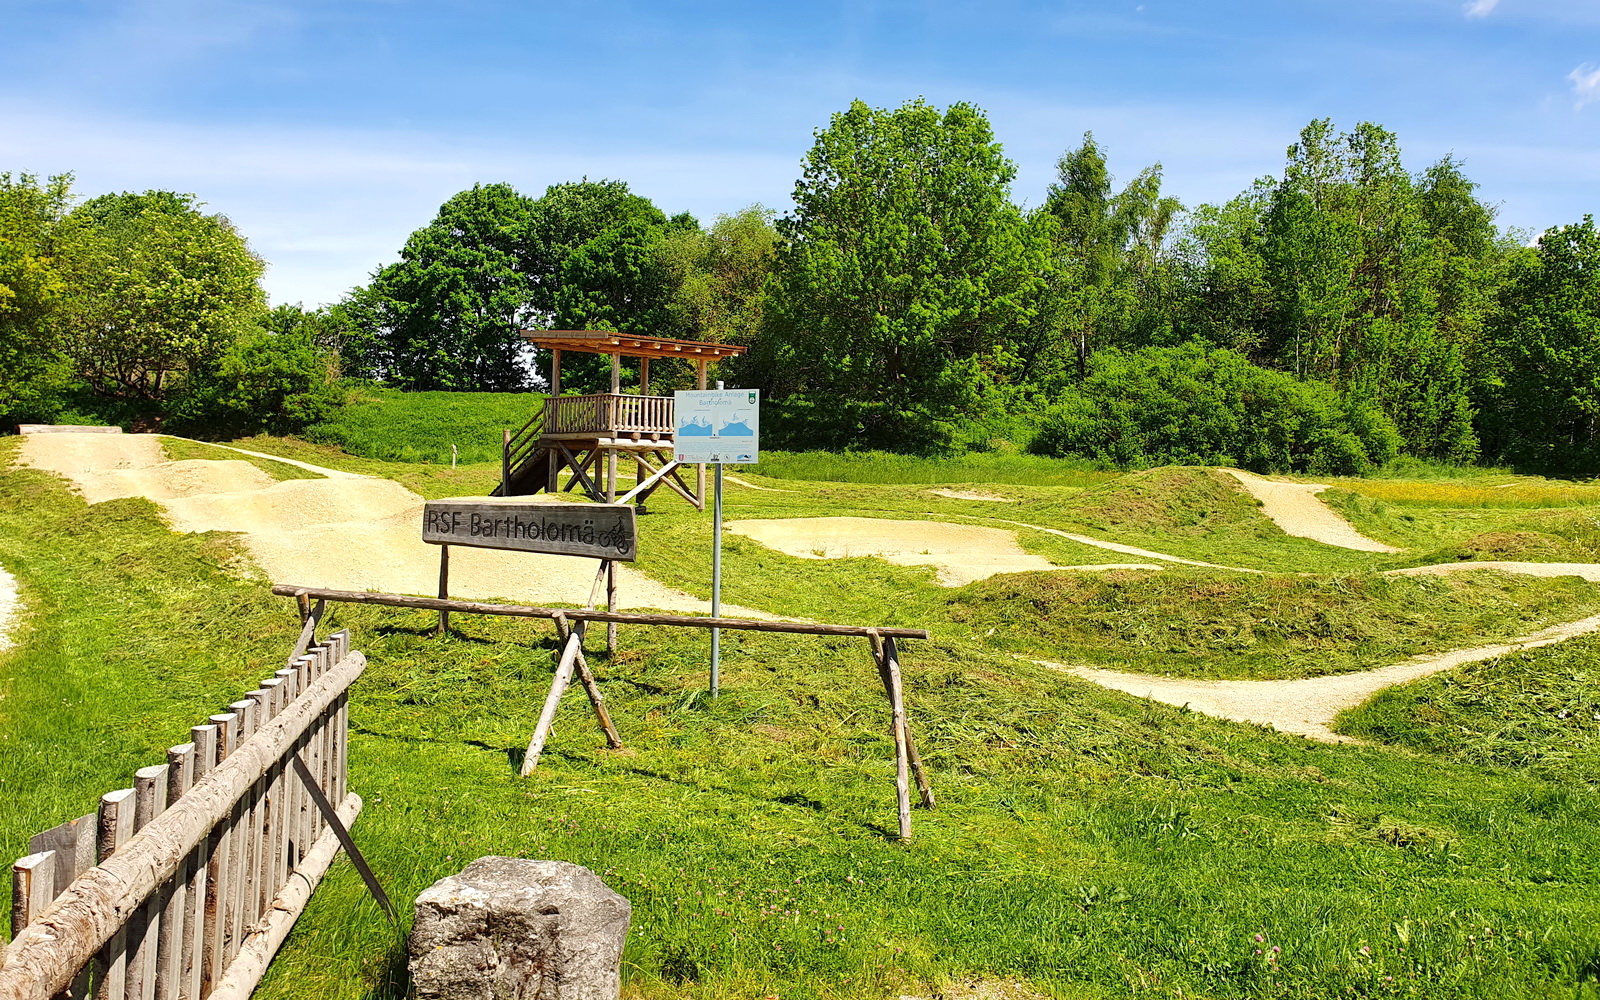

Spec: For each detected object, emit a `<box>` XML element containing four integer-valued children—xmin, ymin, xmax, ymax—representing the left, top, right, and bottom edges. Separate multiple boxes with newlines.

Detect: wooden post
<box><xmin>553</xmin><ymin>615</ymin><xmax>623</xmax><ymax>749</ymax></box>
<box><xmin>436</xmin><ymin>545</ymin><xmax>450</xmax><ymax>637</ymax></box>
<box><xmin>9</xmin><ymin>851</ymin><xmax>55</xmax><ymax>940</ymax></box>
<box><xmin>606</xmin><ymin>562</ymin><xmax>618</xmax><ymax>656</ymax></box>
<box><xmin>551</xmin><ymin>349</ymin><xmax>561</xmax><ymax>399</ymax></box>
<box><xmin>95</xmin><ymin>787</ymin><xmax>136</xmax><ymax>1000</ymax></box>
<box><xmin>202</xmin><ymin>713</ymin><xmax>239</xmax><ymax>994</ymax></box>
<box><xmin>501</xmin><ymin>428</ymin><xmax>512</xmax><ymax>497</ymax></box>
<box><xmin>185</xmin><ymin>725</ymin><xmax>216</xmax><ymax>1000</ymax></box>
<box><xmin>610</xmin><ymin>351</ymin><xmax>621</xmax><ymax>394</ymax></box>
<box><xmin>639</xmin><ymin>356</ymin><xmax>649</xmax><ymax>396</ymax></box>
<box><xmin>521</xmin><ymin>630</ymin><xmax>584</xmax><ymax>775</ymax></box>
<box><xmin>156</xmin><ymin>744</ymin><xmax>195</xmax><ymax>1000</ymax></box>
<box><xmin>883</xmin><ymin>637</ymin><xmax>933</xmax><ymax>808</ymax></box>
<box><xmin>128</xmin><ymin>763</ymin><xmax>170</xmax><ymax>999</ymax></box>
<box><xmin>869</xmin><ymin>634</ymin><xmax>912</xmax><ymax>842</ymax></box>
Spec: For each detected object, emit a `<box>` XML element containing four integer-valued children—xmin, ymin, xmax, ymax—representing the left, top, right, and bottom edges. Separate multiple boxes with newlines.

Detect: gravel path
<box><xmin>1221</xmin><ymin>468</ymin><xmax>1402</xmax><ymax>552</ymax></box>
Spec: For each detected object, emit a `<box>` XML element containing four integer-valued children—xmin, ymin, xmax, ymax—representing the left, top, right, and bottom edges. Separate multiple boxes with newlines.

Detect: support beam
<box><xmin>551</xmin><ymin>349</ymin><xmax>561</xmax><ymax>398</ymax></box>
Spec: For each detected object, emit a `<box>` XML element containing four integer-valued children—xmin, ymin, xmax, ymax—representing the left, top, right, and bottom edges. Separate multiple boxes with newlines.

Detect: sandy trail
<box><xmin>725</xmin><ymin>516</ymin><xmax>1165</xmax><ymax>586</ymax></box>
<box><xmin>1050</xmin><ymin>611</ymin><xmax>1600</xmax><ymax>742</ymax></box>
<box><xmin>200</xmin><ymin>441</ymin><xmax>364</xmax><ymax>479</ymax></box>
<box><xmin>16</xmin><ymin>432</ymin><xmax>773</xmax><ymax>616</ymax></box>
<box><xmin>983</xmin><ymin>518</ymin><xmax>1257</xmax><ymax>573</ymax></box>
<box><xmin>0</xmin><ymin>564</ymin><xmax>19</xmax><ymax>652</ymax></box>
<box><xmin>1222</xmin><ymin>468</ymin><xmax>1402</xmax><ymax>552</ymax></box>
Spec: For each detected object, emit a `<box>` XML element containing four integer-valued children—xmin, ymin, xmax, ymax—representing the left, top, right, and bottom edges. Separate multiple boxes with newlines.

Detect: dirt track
<box><xmin>1222</xmin><ymin>468</ymin><xmax>1402</xmax><ymax>552</ymax></box>
<box><xmin>16</xmin><ymin>432</ymin><xmax>770</xmax><ymax>615</ymax></box>
<box><xmin>1046</xmin><ymin>610</ymin><xmax>1600</xmax><ymax>742</ymax></box>
<box><xmin>724</xmin><ymin>516</ymin><xmax>1162</xmax><ymax>586</ymax></box>
<box><xmin>0</xmin><ymin>565</ymin><xmax>18</xmax><ymax>652</ymax></box>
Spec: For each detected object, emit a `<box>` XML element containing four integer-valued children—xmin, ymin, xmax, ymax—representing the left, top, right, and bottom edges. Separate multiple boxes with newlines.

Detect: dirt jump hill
<box><xmin>16</xmin><ymin>432</ymin><xmax>766</xmax><ymax>615</ymax></box>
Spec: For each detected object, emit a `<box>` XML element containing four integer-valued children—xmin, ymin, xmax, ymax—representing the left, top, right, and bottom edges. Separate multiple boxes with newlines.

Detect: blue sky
<box><xmin>3</xmin><ymin>0</ymin><xmax>1595</xmax><ymax>308</ymax></box>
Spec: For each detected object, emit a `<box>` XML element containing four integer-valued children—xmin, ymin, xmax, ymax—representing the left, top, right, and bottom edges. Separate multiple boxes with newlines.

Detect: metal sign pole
<box><xmin>711</xmin><ymin>461</ymin><xmax>723</xmax><ymax>697</ymax></box>
<box><xmin>710</xmin><ymin>380</ymin><xmax>725</xmax><ymax>697</ymax></box>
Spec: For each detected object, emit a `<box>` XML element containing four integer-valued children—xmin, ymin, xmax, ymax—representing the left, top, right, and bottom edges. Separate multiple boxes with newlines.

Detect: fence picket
<box><xmin>94</xmin><ymin>789</ymin><xmax>135</xmax><ymax>1000</ymax></box>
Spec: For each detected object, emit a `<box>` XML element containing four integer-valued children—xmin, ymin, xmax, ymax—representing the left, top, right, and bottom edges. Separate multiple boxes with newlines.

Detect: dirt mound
<box><xmin>1059</xmin><ymin>467</ymin><xmax>1267</xmax><ymax>537</ymax></box>
<box><xmin>929</xmin><ymin>488</ymin><xmax>1015</xmax><ymax>503</ymax></box>
<box><xmin>97</xmin><ymin>459</ymin><xmax>279</xmax><ymax>501</ymax></box>
<box><xmin>725</xmin><ymin>517</ymin><xmax>1067</xmax><ymax>586</ymax></box>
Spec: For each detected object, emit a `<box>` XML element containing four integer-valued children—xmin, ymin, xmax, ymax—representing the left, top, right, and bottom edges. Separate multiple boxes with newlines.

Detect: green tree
<box><xmin>350</xmin><ymin>183</ymin><xmax>537</xmax><ymax>391</ymax></box>
<box><xmin>523</xmin><ymin>179</ymin><xmax>668</xmax><ymax>319</ymax></box>
<box><xmin>0</xmin><ymin>172</ymin><xmax>73</xmax><ymax>423</ymax></box>
<box><xmin>52</xmin><ymin>190</ymin><xmax>264</xmax><ymax>408</ymax></box>
<box><xmin>763</xmin><ymin>98</ymin><xmax>1048</xmax><ymax>450</ymax></box>
<box><xmin>659</xmin><ymin>205</ymin><xmax>778</xmax><ymax>344</ymax></box>
<box><xmin>1039</xmin><ymin>133</ymin><xmax>1182</xmax><ymax>376</ymax></box>
<box><xmin>1479</xmin><ymin>217</ymin><xmax>1600</xmax><ymax>473</ymax></box>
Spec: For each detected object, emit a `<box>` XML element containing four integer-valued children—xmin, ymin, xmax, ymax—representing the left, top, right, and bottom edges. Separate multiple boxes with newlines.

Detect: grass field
<box><xmin>7</xmin><ymin>424</ymin><xmax>1600</xmax><ymax>998</ymax></box>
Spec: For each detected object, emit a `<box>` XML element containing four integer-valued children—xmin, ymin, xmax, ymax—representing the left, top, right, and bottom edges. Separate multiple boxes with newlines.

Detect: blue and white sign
<box><xmin>674</xmin><ymin>389</ymin><xmax>760</xmax><ymax>464</ymax></box>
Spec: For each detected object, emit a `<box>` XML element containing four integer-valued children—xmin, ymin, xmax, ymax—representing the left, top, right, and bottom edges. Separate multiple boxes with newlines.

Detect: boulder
<box><xmin>408</xmin><ymin>857</ymin><xmax>631</xmax><ymax>1000</ymax></box>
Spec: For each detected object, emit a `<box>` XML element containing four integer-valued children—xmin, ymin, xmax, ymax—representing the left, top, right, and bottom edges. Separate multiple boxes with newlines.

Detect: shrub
<box><xmin>1027</xmin><ymin>344</ymin><xmax>1402</xmax><ymax>474</ymax></box>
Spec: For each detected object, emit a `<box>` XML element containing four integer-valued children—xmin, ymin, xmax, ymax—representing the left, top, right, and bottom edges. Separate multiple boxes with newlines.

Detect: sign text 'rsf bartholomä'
<box><xmin>422</xmin><ymin>500</ymin><xmax>636</xmax><ymax>561</ymax></box>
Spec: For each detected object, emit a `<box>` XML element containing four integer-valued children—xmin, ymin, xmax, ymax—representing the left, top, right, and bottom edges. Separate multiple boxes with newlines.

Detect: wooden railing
<box><xmin>1</xmin><ymin>628</ymin><xmax>363</xmax><ymax>1000</ymax></box>
<box><xmin>546</xmin><ymin>394</ymin><xmax>674</xmax><ymax>437</ymax></box>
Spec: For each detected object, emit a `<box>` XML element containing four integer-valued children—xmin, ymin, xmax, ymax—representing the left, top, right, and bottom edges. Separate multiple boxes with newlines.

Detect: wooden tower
<box><xmin>496</xmin><ymin>330</ymin><xmax>748</xmax><ymax>508</ymax></box>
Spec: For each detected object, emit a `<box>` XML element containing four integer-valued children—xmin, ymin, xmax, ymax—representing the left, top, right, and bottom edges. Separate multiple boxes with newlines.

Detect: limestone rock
<box><xmin>408</xmin><ymin>857</ymin><xmax>631</xmax><ymax>1000</ymax></box>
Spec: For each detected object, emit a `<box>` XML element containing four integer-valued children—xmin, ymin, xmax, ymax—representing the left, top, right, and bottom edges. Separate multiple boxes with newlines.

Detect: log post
<box><xmin>869</xmin><ymin>632</ymin><xmax>912</xmax><ymax>842</ymax></box>
<box><xmin>553</xmin><ymin>614</ymin><xmax>623</xmax><ymax>750</ymax></box>
<box><xmin>436</xmin><ymin>545</ymin><xmax>450</xmax><ymax>637</ymax></box>
<box><xmin>501</xmin><ymin>428</ymin><xmax>512</xmax><ymax>496</ymax></box>
<box><xmin>883</xmin><ymin>638</ymin><xmax>934</xmax><ymax>810</ymax></box>
<box><xmin>521</xmin><ymin>632</ymin><xmax>583</xmax><ymax>775</ymax></box>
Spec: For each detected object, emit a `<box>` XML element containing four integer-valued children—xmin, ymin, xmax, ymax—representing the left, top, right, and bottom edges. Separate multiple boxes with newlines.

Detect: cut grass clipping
<box><xmin>7</xmin><ymin>438</ymin><xmax>1600</xmax><ymax>998</ymax></box>
<box><xmin>1338</xmin><ymin>632</ymin><xmax>1600</xmax><ymax>787</ymax></box>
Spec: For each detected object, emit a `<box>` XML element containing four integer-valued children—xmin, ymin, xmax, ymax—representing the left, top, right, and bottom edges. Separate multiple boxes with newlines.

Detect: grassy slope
<box><xmin>1336</xmin><ymin>634</ymin><xmax>1600</xmax><ymax>788</ymax></box>
<box><xmin>303</xmin><ymin>386</ymin><xmax>542</xmax><ymax>465</ymax></box>
<box><xmin>6</xmin><ymin>442</ymin><xmax>1600</xmax><ymax>999</ymax></box>
<box><xmin>160</xmin><ymin>435</ymin><xmax>325</xmax><ymax>482</ymax></box>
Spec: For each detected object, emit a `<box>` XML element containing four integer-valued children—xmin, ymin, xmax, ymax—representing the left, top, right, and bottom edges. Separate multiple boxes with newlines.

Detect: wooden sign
<box><xmin>422</xmin><ymin>500</ymin><xmax>637</xmax><ymax>561</ymax></box>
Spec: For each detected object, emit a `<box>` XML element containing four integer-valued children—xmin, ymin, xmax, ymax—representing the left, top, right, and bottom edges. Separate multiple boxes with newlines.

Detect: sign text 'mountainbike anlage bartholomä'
<box><xmin>421</xmin><ymin>500</ymin><xmax>637</xmax><ymax>561</ymax></box>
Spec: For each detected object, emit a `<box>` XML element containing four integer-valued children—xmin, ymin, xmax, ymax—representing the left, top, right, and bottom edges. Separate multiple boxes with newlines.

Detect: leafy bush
<box><xmin>168</xmin><ymin>330</ymin><xmax>343</xmax><ymax>438</ymax></box>
<box><xmin>1027</xmin><ymin>344</ymin><xmax>1401</xmax><ymax>474</ymax></box>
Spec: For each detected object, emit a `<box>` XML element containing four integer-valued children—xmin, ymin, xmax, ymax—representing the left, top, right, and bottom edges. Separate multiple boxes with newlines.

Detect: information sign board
<box><xmin>673</xmin><ymin>388</ymin><xmax>760</xmax><ymax>464</ymax></box>
<box><xmin>422</xmin><ymin>499</ymin><xmax>636</xmax><ymax>561</ymax></box>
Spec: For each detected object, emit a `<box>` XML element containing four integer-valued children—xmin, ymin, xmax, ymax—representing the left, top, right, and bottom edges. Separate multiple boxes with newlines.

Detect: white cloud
<box><xmin>0</xmin><ymin>101</ymin><xmax>794</xmax><ymax>308</ymax></box>
<box><xmin>1570</xmin><ymin>62</ymin><xmax>1600</xmax><ymax>108</ymax></box>
<box><xmin>1463</xmin><ymin>0</ymin><xmax>1501</xmax><ymax>17</ymax></box>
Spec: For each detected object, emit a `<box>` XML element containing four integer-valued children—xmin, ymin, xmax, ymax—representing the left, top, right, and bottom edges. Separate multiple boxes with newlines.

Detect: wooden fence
<box><xmin>1</xmin><ymin>625</ymin><xmax>364</xmax><ymax>1000</ymax></box>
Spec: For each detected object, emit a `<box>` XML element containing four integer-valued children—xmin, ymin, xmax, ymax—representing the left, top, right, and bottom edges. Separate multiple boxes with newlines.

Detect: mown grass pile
<box><xmin>6</xmin><ymin>437</ymin><xmax>1600</xmax><ymax>998</ymax></box>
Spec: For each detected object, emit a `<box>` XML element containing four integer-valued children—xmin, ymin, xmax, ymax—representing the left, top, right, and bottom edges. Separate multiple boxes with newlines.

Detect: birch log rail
<box><xmin>2</xmin><ymin>627</ymin><xmax>363</xmax><ymax>1000</ymax></box>
<box><xmin>270</xmin><ymin>585</ymin><xmax>935</xmax><ymax>839</ymax></box>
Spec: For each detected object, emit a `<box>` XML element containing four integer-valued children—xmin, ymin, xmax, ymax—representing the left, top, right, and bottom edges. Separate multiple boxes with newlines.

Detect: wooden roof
<box><xmin>519</xmin><ymin>330</ymin><xmax>747</xmax><ymax>360</ymax></box>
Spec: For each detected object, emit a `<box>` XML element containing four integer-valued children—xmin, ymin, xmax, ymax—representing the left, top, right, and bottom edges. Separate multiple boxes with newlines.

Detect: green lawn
<box><xmin>5</xmin><ymin>436</ymin><xmax>1600</xmax><ymax>998</ymax></box>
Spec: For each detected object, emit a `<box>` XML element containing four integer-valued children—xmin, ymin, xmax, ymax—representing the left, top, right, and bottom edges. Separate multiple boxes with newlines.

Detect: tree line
<box><xmin>4</xmin><ymin>98</ymin><xmax>1597</xmax><ymax>475</ymax></box>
